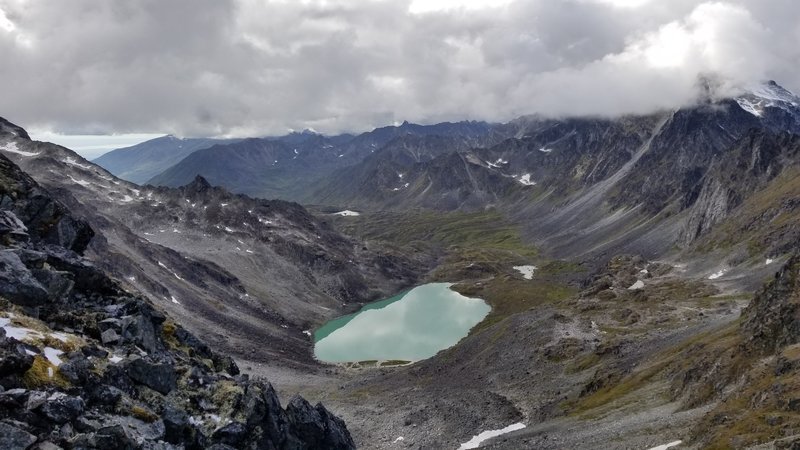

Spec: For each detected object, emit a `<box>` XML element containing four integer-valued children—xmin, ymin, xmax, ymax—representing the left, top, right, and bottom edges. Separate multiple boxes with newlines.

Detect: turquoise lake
<box><xmin>314</xmin><ymin>283</ymin><xmax>490</xmax><ymax>363</ymax></box>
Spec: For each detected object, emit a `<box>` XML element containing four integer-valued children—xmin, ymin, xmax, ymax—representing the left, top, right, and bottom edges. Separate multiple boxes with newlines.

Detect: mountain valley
<box><xmin>5</xmin><ymin>81</ymin><xmax>800</xmax><ymax>449</ymax></box>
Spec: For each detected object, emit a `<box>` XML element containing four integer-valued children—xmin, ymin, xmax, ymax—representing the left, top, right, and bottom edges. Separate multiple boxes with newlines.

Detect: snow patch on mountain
<box><xmin>513</xmin><ymin>265</ymin><xmax>536</xmax><ymax>279</ymax></box>
<box><xmin>67</xmin><ymin>175</ymin><xmax>91</xmax><ymax>187</ymax></box>
<box><xmin>487</xmin><ymin>158</ymin><xmax>508</xmax><ymax>168</ymax></box>
<box><xmin>517</xmin><ymin>174</ymin><xmax>536</xmax><ymax>186</ymax></box>
<box><xmin>647</xmin><ymin>441</ymin><xmax>682</xmax><ymax>450</ymax></box>
<box><xmin>64</xmin><ymin>156</ymin><xmax>93</xmax><ymax>170</ymax></box>
<box><xmin>1</xmin><ymin>141</ymin><xmax>39</xmax><ymax>157</ymax></box>
<box><xmin>44</xmin><ymin>347</ymin><xmax>64</xmax><ymax>367</ymax></box>
<box><xmin>708</xmin><ymin>269</ymin><xmax>726</xmax><ymax>280</ymax></box>
<box><xmin>458</xmin><ymin>423</ymin><xmax>526</xmax><ymax>449</ymax></box>
<box><xmin>628</xmin><ymin>280</ymin><xmax>645</xmax><ymax>290</ymax></box>
<box><xmin>158</xmin><ymin>261</ymin><xmax>183</xmax><ymax>281</ymax></box>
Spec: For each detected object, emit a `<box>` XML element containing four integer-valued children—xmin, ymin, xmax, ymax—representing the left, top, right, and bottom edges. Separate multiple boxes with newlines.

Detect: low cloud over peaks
<box><xmin>1</xmin><ymin>0</ymin><xmax>798</xmax><ymax>136</ymax></box>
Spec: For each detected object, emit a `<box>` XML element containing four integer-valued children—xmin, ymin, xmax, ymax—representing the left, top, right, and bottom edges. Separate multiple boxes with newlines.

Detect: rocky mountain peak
<box><xmin>0</xmin><ymin>116</ymin><xmax>30</xmax><ymax>140</ymax></box>
<box><xmin>736</xmin><ymin>80</ymin><xmax>800</xmax><ymax>118</ymax></box>
<box><xmin>184</xmin><ymin>174</ymin><xmax>213</xmax><ymax>193</ymax></box>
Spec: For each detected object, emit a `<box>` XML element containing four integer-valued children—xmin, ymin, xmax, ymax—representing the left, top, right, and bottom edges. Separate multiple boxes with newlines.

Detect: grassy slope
<box><xmin>334</xmin><ymin>209</ymin><xmax>580</xmax><ymax>328</ymax></box>
<box><xmin>336</xmin><ymin>209</ymin><xmax>538</xmax><ymax>255</ymax></box>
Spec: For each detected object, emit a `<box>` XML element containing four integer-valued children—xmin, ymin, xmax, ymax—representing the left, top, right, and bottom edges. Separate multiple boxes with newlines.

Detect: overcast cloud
<box><xmin>0</xmin><ymin>0</ymin><xmax>798</xmax><ymax>137</ymax></box>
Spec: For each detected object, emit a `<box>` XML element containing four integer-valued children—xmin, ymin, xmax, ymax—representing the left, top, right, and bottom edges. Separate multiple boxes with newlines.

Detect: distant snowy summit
<box><xmin>736</xmin><ymin>80</ymin><xmax>800</xmax><ymax>117</ymax></box>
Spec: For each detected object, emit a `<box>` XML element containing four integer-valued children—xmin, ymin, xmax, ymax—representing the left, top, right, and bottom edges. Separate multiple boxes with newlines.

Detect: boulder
<box><xmin>80</xmin><ymin>345</ymin><xmax>108</xmax><ymax>359</ymax></box>
<box><xmin>87</xmin><ymin>384</ymin><xmax>123</xmax><ymax>407</ymax></box>
<box><xmin>0</xmin><ymin>250</ymin><xmax>51</xmax><ymax>306</ymax></box>
<box><xmin>206</xmin><ymin>445</ymin><xmax>237</xmax><ymax>450</ymax></box>
<box><xmin>211</xmin><ymin>421</ymin><xmax>247</xmax><ymax>447</ymax></box>
<box><xmin>120</xmin><ymin>312</ymin><xmax>161</xmax><ymax>353</ymax></box>
<box><xmin>58</xmin><ymin>356</ymin><xmax>92</xmax><ymax>385</ymax></box>
<box><xmin>30</xmin><ymin>268</ymin><xmax>74</xmax><ymax>302</ymax></box>
<box><xmin>0</xmin><ymin>421</ymin><xmax>37</xmax><ymax>449</ymax></box>
<box><xmin>101</xmin><ymin>365</ymin><xmax>136</xmax><ymax>396</ymax></box>
<box><xmin>74</xmin><ymin>416</ymin><xmax>102</xmax><ymax>433</ymax></box>
<box><xmin>0</xmin><ymin>210</ymin><xmax>29</xmax><ymax>243</ymax></box>
<box><xmin>24</xmin><ymin>391</ymin><xmax>47</xmax><ymax>411</ymax></box>
<box><xmin>91</xmin><ymin>425</ymin><xmax>136</xmax><ymax>450</ymax></box>
<box><xmin>0</xmin><ymin>388</ymin><xmax>29</xmax><ymax>409</ymax></box>
<box><xmin>187</xmin><ymin>365</ymin><xmax>213</xmax><ymax>388</ymax></box>
<box><xmin>211</xmin><ymin>354</ymin><xmax>240</xmax><ymax>376</ymax></box>
<box><xmin>37</xmin><ymin>393</ymin><xmax>84</xmax><ymax>425</ymax></box>
<box><xmin>100</xmin><ymin>328</ymin><xmax>120</xmax><ymax>345</ymax></box>
<box><xmin>15</xmin><ymin>249</ymin><xmax>45</xmax><ymax>269</ymax></box>
<box><xmin>97</xmin><ymin>318</ymin><xmax>121</xmax><ymax>332</ymax></box>
<box><xmin>125</xmin><ymin>358</ymin><xmax>176</xmax><ymax>395</ymax></box>
<box><xmin>31</xmin><ymin>442</ymin><xmax>62</xmax><ymax>450</ymax></box>
<box><xmin>47</xmin><ymin>215</ymin><xmax>93</xmax><ymax>255</ymax></box>
<box><xmin>161</xmin><ymin>405</ymin><xmax>191</xmax><ymax>444</ymax></box>
<box><xmin>0</xmin><ymin>338</ymin><xmax>35</xmax><ymax>378</ymax></box>
<box><xmin>173</xmin><ymin>328</ymin><xmax>212</xmax><ymax>358</ymax></box>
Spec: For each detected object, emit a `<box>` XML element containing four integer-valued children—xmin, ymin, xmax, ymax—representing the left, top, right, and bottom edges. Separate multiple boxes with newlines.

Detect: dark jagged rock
<box><xmin>741</xmin><ymin>254</ymin><xmax>800</xmax><ymax>354</ymax></box>
<box><xmin>285</xmin><ymin>395</ymin><xmax>357</xmax><ymax>450</ymax></box>
<box><xmin>314</xmin><ymin>402</ymin><xmax>358</xmax><ymax>450</ymax></box>
<box><xmin>184</xmin><ymin>174</ymin><xmax>213</xmax><ymax>193</ymax></box>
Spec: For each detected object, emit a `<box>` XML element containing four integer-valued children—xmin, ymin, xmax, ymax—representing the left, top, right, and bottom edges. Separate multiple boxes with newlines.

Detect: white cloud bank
<box><xmin>0</xmin><ymin>0</ymin><xmax>797</xmax><ymax>137</ymax></box>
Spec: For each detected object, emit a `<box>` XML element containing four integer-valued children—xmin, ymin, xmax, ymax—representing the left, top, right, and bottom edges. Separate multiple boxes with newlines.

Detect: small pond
<box><xmin>314</xmin><ymin>283</ymin><xmax>490</xmax><ymax>363</ymax></box>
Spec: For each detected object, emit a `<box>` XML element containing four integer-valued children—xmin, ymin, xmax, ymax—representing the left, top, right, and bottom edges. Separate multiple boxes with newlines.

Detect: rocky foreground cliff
<box><xmin>0</xmin><ymin>151</ymin><xmax>355</xmax><ymax>449</ymax></box>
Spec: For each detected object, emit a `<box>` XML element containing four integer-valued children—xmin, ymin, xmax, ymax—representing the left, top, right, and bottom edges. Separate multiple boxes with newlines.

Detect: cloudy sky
<box><xmin>1</xmin><ymin>0</ymin><xmax>799</xmax><ymax>156</ymax></box>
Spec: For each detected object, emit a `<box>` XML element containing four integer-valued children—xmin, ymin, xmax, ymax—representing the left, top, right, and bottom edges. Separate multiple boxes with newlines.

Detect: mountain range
<box><xmin>4</xmin><ymin>80</ymin><xmax>800</xmax><ymax>449</ymax></box>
